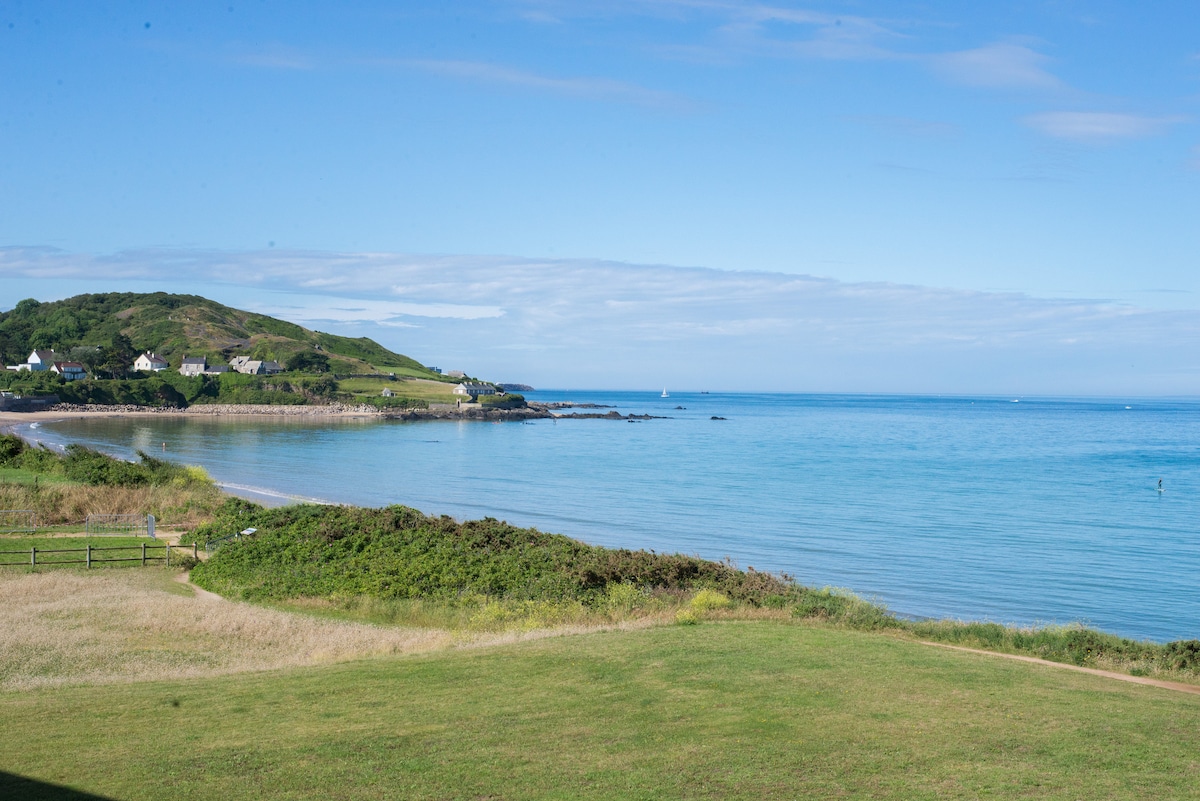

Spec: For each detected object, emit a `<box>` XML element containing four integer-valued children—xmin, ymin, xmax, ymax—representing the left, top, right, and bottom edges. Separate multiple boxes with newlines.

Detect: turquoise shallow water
<box><xmin>28</xmin><ymin>392</ymin><xmax>1200</xmax><ymax>642</ymax></box>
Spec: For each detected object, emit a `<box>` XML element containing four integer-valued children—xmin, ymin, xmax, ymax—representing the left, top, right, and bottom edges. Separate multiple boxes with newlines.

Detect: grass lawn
<box><xmin>339</xmin><ymin>376</ymin><xmax>459</xmax><ymax>404</ymax></box>
<box><xmin>0</xmin><ymin>536</ymin><xmax>165</xmax><ymax>568</ymax></box>
<box><xmin>0</xmin><ymin>467</ymin><xmax>73</xmax><ymax>486</ymax></box>
<box><xmin>2</xmin><ymin>620</ymin><xmax>1198</xmax><ymax>800</ymax></box>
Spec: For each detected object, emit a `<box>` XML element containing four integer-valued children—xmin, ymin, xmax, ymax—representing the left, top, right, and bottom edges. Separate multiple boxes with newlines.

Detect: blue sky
<box><xmin>2</xmin><ymin>1</ymin><xmax>1198</xmax><ymax>393</ymax></box>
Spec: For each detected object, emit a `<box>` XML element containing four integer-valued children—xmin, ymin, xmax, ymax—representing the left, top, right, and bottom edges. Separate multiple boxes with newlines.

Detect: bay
<box><xmin>30</xmin><ymin>391</ymin><xmax>1200</xmax><ymax>643</ymax></box>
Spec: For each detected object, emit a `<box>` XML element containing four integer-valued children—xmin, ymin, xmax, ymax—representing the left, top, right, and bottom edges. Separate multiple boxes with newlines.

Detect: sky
<box><xmin>1</xmin><ymin>1</ymin><xmax>1198</xmax><ymax>394</ymax></box>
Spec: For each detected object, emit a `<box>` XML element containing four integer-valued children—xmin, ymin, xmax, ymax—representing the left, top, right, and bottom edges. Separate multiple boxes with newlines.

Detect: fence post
<box><xmin>31</xmin><ymin>546</ymin><xmax>36</xmax><ymax>566</ymax></box>
<box><xmin>193</xmin><ymin>542</ymin><xmax>198</xmax><ymax>560</ymax></box>
<box><xmin>165</xmin><ymin>542</ymin><xmax>170</xmax><ymax>567</ymax></box>
<box><xmin>141</xmin><ymin>542</ymin><xmax>146</xmax><ymax>566</ymax></box>
<box><xmin>147</xmin><ymin>514</ymin><xmax>155</xmax><ymax>540</ymax></box>
<box><xmin>86</xmin><ymin>544</ymin><xmax>91</xmax><ymax>569</ymax></box>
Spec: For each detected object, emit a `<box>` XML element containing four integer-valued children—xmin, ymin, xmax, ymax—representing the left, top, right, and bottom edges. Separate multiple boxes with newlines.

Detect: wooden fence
<box><xmin>0</xmin><ymin>542</ymin><xmax>199</xmax><ymax>568</ymax></box>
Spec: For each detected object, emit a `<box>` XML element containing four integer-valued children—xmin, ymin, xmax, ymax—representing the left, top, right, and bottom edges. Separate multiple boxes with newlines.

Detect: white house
<box><xmin>452</xmin><ymin>382</ymin><xmax>497</xmax><ymax>398</ymax></box>
<box><xmin>51</xmin><ymin>361</ymin><xmax>87</xmax><ymax>381</ymax></box>
<box><xmin>179</xmin><ymin>356</ymin><xmax>208</xmax><ymax>377</ymax></box>
<box><xmin>8</xmin><ymin>349</ymin><xmax>58</xmax><ymax>372</ymax></box>
<box><xmin>133</xmin><ymin>352</ymin><xmax>169</xmax><ymax>372</ymax></box>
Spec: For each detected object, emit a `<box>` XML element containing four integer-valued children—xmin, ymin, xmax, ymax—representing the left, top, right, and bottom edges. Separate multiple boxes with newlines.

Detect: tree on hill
<box><xmin>287</xmin><ymin>350</ymin><xmax>331</xmax><ymax>373</ymax></box>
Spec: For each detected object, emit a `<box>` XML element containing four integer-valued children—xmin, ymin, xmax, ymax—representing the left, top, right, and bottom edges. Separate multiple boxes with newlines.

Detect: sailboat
<box><xmin>661</xmin><ymin>388</ymin><xmax>669</xmax><ymax>398</ymax></box>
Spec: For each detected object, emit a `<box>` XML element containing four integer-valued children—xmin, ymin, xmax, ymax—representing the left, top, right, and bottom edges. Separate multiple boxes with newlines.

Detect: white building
<box><xmin>51</xmin><ymin>361</ymin><xmax>87</xmax><ymax>381</ymax></box>
<box><xmin>7</xmin><ymin>349</ymin><xmax>58</xmax><ymax>372</ymax></box>
<box><xmin>134</xmin><ymin>352</ymin><xmax>169</xmax><ymax>372</ymax></box>
<box><xmin>452</xmin><ymin>382</ymin><xmax>497</xmax><ymax>398</ymax></box>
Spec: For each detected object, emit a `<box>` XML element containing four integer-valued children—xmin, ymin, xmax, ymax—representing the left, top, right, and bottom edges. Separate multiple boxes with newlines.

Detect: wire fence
<box><xmin>85</xmin><ymin>514</ymin><xmax>156</xmax><ymax>539</ymax></box>
<box><xmin>0</xmin><ymin>510</ymin><xmax>36</xmax><ymax>534</ymax></box>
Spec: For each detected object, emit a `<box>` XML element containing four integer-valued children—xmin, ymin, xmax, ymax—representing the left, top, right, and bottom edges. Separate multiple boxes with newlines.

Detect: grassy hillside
<box><xmin>2</xmin><ymin>615</ymin><xmax>1199</xmax><ymax>800</ymax></box>
<box><xmin>0</xmin><ymin>292</ymin><xmax>442</xmax><ymax>378</ymax></box>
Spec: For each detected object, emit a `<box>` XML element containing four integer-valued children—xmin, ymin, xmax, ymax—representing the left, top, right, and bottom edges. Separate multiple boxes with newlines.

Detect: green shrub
<box><xmin>480</xmin><ymin>393</ymin><xmax>526</xmax><ymax>410</ymax></box>
<box><xmin>690</xmin><ymin>589</ymin><xmax>732</xmax><ymax>614</ymax></box>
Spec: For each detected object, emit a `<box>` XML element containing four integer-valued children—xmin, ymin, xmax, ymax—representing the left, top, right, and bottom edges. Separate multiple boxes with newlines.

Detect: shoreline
<box><xmin>0</xmin><ymin>401</ymin><xmax>670</xmax><ymax>435</ymax></box>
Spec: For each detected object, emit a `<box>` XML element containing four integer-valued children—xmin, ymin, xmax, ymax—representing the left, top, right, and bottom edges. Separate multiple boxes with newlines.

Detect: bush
<box><xmin>480</xmin><ymin>393</ymin><xmax>526</xmax><ymax>410</ymax></box>
<box><xmin>690</xmin><ymin>589</ymin><xmax>732</xmax><ymax>614</ymax></box>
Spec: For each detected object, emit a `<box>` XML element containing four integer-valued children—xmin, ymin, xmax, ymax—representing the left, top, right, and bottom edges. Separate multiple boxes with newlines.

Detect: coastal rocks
<box><xmin>381</xmin><ymin>406</ymin><xmax>552</xmax><ymax>422</ymax></box>
<box><xmin>551</xmin><ymin>410</ymin><xmax>669</xmax><ymax>421</ymax></box>
<box><xmin>48</xmin><ymin>402</ymin><xmax>380</xmax><ymax>416</ymax></box>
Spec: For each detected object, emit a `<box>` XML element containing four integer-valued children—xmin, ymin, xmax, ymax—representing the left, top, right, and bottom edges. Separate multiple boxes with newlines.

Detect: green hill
<box><xmin>0</xmin><ymin>292</ymin><xmax>439</xmax><ymax>378</ymax></box>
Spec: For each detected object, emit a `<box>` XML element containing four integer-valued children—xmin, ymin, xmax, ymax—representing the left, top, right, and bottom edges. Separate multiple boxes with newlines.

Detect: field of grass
<box><xmin>2</xmin><ymin>602</ymin><xmax>1199</xmax><ymax>800</ymax></box>
<box><xmin>337</xmin><ymin>376</ymin><xmax>459</xmax><ymax>404</ymax></box>
<box><xmin>0</xmin><ymin>568</ymin><xmax>454</xmax><ymax>692</ymax></box>
<box><xmin>0</xmin><ymin>535</ymin><xmax>157</xmax><ymax>568</ymax></box>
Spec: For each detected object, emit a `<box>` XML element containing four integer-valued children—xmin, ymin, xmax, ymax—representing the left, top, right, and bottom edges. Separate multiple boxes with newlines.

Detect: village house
<box><xmin>50</xmin><ymin>361</ymin><xmax>87</xmax><ymax>381</ymax></box>
<box><xmin>133</xmin><ymin>352</ymin><xmax>169</xmax><ymax>372</ymax></box>
<box><xmin>452</xmin><ymin>382</ymin><xmax>498</xmax><ymax>399</ymax></box>
<box><xmin>229</xmin><ymin>356</ymin><xmax>283</xmax><ymax>375</ymax></box>
<box><xmin>179</xmin><ymin>356</ymin><xmax>208</xmax><ymax>377</ymax></box>
<box><xmin>6</xmin><ymin>349</ymin><xmax>58</xmax><ymax>372</ymax></box>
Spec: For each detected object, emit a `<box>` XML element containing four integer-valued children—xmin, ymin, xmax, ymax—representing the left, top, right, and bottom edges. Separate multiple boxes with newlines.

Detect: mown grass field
<box><xmin>2</xmin><ymin>616</ymin><xmax>1199</xmax><ymax>800</ymax></box>
<box><xmin>0</xmin><ymin>535</ymin><xmax>156</xmax><ymax>567</ymax></box>
<box><xmin>337</xmin><ymin>376</ymin><xmax>460</xmax><ymax>404</ymax></box>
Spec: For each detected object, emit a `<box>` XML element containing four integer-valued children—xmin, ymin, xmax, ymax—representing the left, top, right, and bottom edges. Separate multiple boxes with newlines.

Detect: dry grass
<box><xmin>0</xmin><ymin>481</ymin><xmax>223</xmax><ymax>527</ymax></box>
<box><xmin>0</xmin><ymin>569</ymin><xmax>452</xmax><ymax>690</ymax></box>
<box><xmin>0</xmin><ymin>569</ymin><xmax>679</xmax><ymax>692</ymax></box>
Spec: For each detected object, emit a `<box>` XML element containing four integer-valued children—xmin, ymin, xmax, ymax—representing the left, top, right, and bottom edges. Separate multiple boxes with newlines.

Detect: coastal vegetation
<box><xmin>0</xmin><ymin>433</ymin><xmax>223</xmax><ymax>526</ymax></box>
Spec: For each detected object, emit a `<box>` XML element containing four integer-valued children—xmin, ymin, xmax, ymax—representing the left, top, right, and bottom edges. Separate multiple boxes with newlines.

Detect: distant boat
<box><xmin>661</xmin><ymin>388</ymin><xmax>669</xmax><ymax>398</ymax></box>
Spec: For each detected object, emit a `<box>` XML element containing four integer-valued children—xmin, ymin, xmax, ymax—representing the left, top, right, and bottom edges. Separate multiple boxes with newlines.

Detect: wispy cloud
<box><xmin>399</xmin><ymin>59</ymin><xmax>693</xmax><ymax>110</ymax></box>
<box><xmin>226</xmin><ymin>43</ymin><xmax>316</xmax><ymax>70</ymax></box>
<box><xmin>1024</xmin><ymin>111</ymin><xmax>1187</xmax><ymax>142</ymax></box>
<box><xmin>929</xmin><ymin>42</ymin><xmax>1061</xmax><ymax>90</ymax></box>
<box><xmin>4</xmin><ymin>246</ymin><xmax>1199</xmax><ymax>393</ymax></box>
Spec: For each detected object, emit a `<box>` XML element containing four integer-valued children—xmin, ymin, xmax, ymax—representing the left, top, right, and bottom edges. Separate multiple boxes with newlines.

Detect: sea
<box><xmin>19</xmin><ymin>391</ymin><xmax>1200</xmax><ymax>643</ymax></box>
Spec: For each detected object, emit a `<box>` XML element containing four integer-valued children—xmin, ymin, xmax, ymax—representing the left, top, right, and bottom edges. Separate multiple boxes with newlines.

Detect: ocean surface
<box><xmin>24</xmin><ymin>391</ymin><xmax>1200</xmax><ymax>643</ymax></box>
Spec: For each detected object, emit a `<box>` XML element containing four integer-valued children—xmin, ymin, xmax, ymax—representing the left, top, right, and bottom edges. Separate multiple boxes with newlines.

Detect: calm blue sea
<box><xmin>24</xmin><ymin>392</ymin><xmax>1200</xmax><ymax>643</ymax></box>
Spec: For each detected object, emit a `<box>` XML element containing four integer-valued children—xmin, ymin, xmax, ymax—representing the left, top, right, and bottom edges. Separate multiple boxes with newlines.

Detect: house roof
<box><xmin>139</xmin><ymin>352</ymin><xmax>167</xmax><ymax>362</ymax></box>
<box><xmin>53</xmin><ymin>362</ymin><xmax>85</xmax><ymax>369</ymax></box>
<box><xmin>181</xmin><ymin>356</ymin><xmax>207</xmax><ymax>365</ymax></box>
<box><xmin>31</xmin><ymin>350</ymin><xmax>56</xmax><ymax>360</ymax></box>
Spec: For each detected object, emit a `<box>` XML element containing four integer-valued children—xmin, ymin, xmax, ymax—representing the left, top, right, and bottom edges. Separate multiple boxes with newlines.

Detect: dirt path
<box><xmin>174</xmin><ymin>571</ymin><xmax>224</xmax><ymax>602</ymax></box>
<box><xmin>920</xmin><ymin>640</ymin><xmax>1200</xmax><ymax>696</ymax></box>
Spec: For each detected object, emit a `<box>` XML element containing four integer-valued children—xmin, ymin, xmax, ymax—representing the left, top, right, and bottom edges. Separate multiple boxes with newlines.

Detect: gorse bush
<box><xmin>189</xmin><ymin>502</ymin><xmax>802</xmax><ymax>608</ymax></box>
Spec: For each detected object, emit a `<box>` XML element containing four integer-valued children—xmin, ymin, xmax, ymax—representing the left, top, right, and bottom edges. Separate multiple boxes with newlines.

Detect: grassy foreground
<box><xmin>2</xmin><ymin>619</ymin><xmax>1199</xmax><ymax>800</ymax></box>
